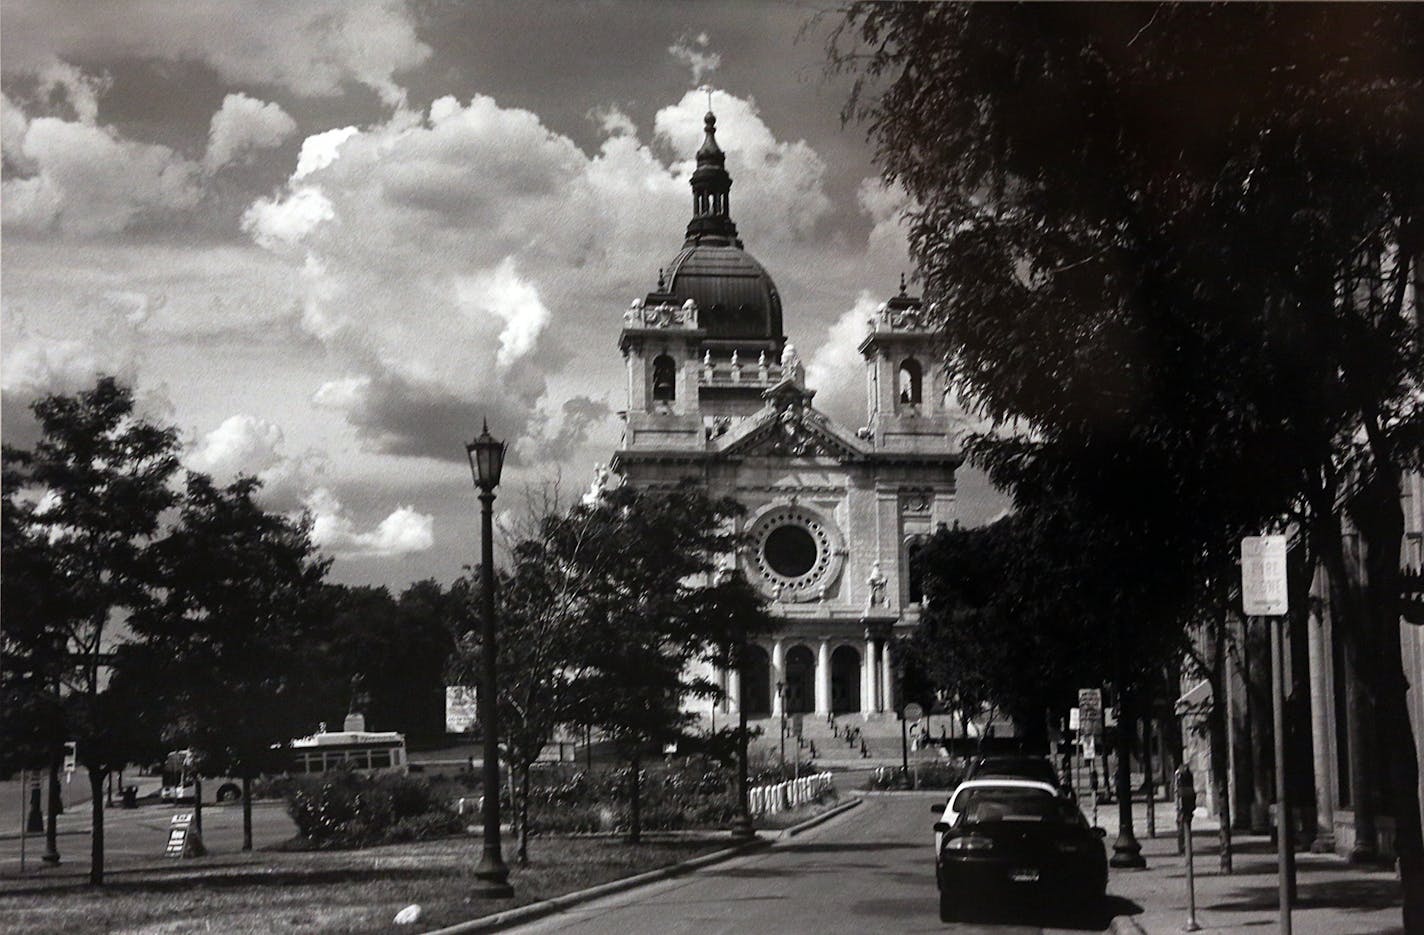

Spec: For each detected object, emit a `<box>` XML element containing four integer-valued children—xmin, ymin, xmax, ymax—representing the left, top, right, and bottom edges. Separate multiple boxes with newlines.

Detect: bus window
<box><xmin>370</xmin><ymin>749</ymin><xmax>391</xmax><ymax>769</ymax></box>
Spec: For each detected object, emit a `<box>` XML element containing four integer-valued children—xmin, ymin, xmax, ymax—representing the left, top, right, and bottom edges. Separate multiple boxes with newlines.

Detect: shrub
<box><xmin>285</xmin><ymin>769</ymin><xmax>462</xmax><ymax>848</ymax></box>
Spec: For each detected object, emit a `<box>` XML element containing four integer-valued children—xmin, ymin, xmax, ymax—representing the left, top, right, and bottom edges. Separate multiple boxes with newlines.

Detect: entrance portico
<box><xmin>723</xmin><ymin>635</ymin><xmax>892</xmax><ymax>718</ymax></box>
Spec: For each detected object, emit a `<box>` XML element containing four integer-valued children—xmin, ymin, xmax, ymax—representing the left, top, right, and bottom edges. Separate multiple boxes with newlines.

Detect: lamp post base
<box><xmin>1110</xmin><ymin>832</ymin><xmax>1146</xmax><ymax>868</ymax></box>
<box><xmin>730</xmin><ymin>816</ymin><xmax>757</xmax><ymax>842</ymax></box>
<box><xmin>472</xmin><ymin>862</ymin><xmax>514</xmax><ymax>899</ymax></box>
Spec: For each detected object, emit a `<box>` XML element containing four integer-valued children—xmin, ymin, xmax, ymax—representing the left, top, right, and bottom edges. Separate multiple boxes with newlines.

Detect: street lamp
<box><xmin>466</xmin><ymin>420</ymin><xmax>513</xmax><ymax>899</ymax></box>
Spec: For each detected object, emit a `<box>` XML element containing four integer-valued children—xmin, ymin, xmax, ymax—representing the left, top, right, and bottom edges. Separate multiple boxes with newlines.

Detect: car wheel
<box><xmin>938</xmin><ymin>889</ymin><xmax>955</xmax><ymax>923</ymax></box>
<box><xmin>216</xmin><ymin>784</ymin><xmax>241</xmax><ymax>803</ymax></box>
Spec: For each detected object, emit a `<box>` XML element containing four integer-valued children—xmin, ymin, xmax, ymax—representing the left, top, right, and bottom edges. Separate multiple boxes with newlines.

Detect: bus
<box><xmin>159</xmin><ymin>724</ymin><xmax>408</xmax><ymax>803</ymax></box>
<box><xmin>288</xmin><ymin>726</ymin><xmax>409</xmax><ymax>776</ymax></box>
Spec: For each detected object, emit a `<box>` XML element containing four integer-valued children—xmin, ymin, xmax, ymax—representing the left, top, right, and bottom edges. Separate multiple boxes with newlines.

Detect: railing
<box><xmin>748</xmin><ymin>771</ymin><xmax>834</xmax><ymax>816</ymax></box>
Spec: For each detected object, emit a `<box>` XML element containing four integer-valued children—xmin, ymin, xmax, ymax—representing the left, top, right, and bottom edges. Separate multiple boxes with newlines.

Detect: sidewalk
<box><xmin>1092</xmin><ymin>802</ymin><xmax>1404</xmax><ymax>934</ymax></box>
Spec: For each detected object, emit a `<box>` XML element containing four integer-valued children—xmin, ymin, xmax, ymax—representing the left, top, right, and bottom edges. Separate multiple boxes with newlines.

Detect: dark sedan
<box><xmin>932</xmin><ymin>779</ymin><xmax>1107</xmax><ymax>922</ymax></box>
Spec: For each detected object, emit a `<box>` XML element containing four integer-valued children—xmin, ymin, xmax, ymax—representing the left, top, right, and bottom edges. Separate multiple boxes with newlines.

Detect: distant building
<box><xmin>609</xmin><ymin>111</ymin><xmax>963</xmax><ymax>724</ymax></box>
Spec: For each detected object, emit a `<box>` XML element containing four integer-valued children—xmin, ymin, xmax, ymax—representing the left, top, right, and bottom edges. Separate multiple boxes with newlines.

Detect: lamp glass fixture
<box><xmin>466</xmin><ymin>420</ymin><xmax>506</xmax><ymax>490</ymax></box>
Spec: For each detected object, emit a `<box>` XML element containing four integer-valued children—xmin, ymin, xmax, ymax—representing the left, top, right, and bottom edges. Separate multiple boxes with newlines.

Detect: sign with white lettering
<box><xmin>445</xmin><ymin>686</ymin><xmax>479</xmax><ymax>733</ymax></box>
<box><xmin>1077</xmin><ymin>689</ymin><xmax>1103</xmax><ymax>736</ymax></box>
<box><xmin>1241</xmin><ymin>535</ymin><xmax>1289</xmax><ymax>616</ymax></box>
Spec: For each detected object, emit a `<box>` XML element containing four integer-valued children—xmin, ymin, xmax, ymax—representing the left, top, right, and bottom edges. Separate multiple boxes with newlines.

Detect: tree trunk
<box><xmin>1319</xmin><ymin>516</ymin><xmax>1380</xmax><ymax>860</ymax></box>
<box><xmin>627</xmin><ymin>752</ymin><xmax>642</xmax><ymax>845</ymax></box>
<box><xmin>241</xmin><ymin>777</ymin><xmax>253</xmax><ymax>851</ymax></box>
<box><xmin>88</xmin><ymin>768</ymin><xmax>105</xmax><ymax>886</ymax></box>
<box><xmin>1245</xmin><ymin>616</ymin><xmax>1273</xmax><ymax>834</ymax></box>
<box><xmin>1352</xmin><ymin>469</ymin><xmax>1423</xmax><ymax>930</ymax></box>
<box><xmin>516</xmin><ymin>764</ymin><xmax>530</xmax><ymax>866</ymax></box>
<box><xmin>43</xmin><ymin>756</ymin><xmax>61</xmax><ymax>864</ymax></box>
<box><xmin>1206</xmin><ymin>609</ymin><xmax>1233</xmax><ymax>872</ymax></box>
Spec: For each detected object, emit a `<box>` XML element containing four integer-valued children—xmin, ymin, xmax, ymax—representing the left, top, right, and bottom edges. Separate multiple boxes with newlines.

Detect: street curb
<box><xmin>853</xmin><ymin>789</ymin><xmax>950</xmax><ymax>797</ymax></box>
<box><xmin>1108</xmin><ymin>913</ymin><xmax>1148</xmax><ymax>934</ymax></box>
<box><xmin>423</xmin><ymin>839</ymin><xmax>770</xmax><ymax>934</ymax></box>
<box><xmin>771</xmin><ymin>796</ymin><xmax>861</xmax><ymax>839</ymax></box>
<box><xmin>425</xmin><ymin>798</ymin><xmax>861</xmax><ymax>934</ymax></box>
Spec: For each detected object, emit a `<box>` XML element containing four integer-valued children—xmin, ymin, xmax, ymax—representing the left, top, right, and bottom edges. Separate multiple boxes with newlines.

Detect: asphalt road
<box><xmin>505</xmin><ymin>793</ymin><xmax>1134</xmax><ymax>935</ymax></box>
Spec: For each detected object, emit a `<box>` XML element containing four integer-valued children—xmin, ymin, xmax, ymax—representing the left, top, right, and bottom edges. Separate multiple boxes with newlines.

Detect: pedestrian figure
<box><xmin>860</xmin><ymin>738</ymin><xmax>868</xmax><ymax>758</ymax></box>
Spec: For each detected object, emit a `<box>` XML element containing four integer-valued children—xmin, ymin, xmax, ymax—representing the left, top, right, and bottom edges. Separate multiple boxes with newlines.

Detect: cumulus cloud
<box><xmin>669</xmin><ymin>32</ymin><xmax>721</xmax><ymax>83</ymax></box>
<box><xmin>312</xmin><ymin>364</ymin><xmax>532</xmax><ymax>463</ymax></box>
<box><xmin>241</xmin><ymin>186</ymin><xmax>336</xmax><ymax>249</ymax></box>
<box><xmin>588</xmin><ymin>105</ymin><xmax>637</xmax><ymax>138</ymax></box>
<box><xmin>240</xmin><ymin>88</ymin><xmax>842</xmax><ymax>473</ymax></box>
<box><xmin>33</xmin><ymin>57</ymin><xmax>110</xmax><ymax>125</ymax></box>
<box><xmin>293</xmin><ymin>125</ymin><xmax>359</xmax><ymax>180</ymax></box>
<box><xmin>806</xmin><ymin>291</ymin><xmax>879</xmax><ymax>427</ymax></box>
<box><xmin>185</xmin><ymin>414</ymin><xmax>288</xmax><ymax>477</ymax></box>
<box><xmin>1</xmin><ymin>113</ymin><xmax>202</xmax><ymax>235</ymax></box>
<box><xmin>654</xmin><ymin>89</ymin><xmax>830</xmax><ymax>241</ymax></box>
<box><xmin>5</xmin><ymin>1</ymin><xmax>430</xmax><ymax>108</ymax></box>
<box><xmin>306</xmin><ymin>487</ymin><xmax>434</xmax><ymax>558</ymax></box>
<box><xmin>857</xmin><ymin>177</ymin><xmax>914</xmax><ymax>267</ymax></box>
<box><xmin>203</xmin><ymin>93</ymin><xmax>297</xmax><ymax>172</ymax></box>
<box><xmin>455</xmin><ymin>257</ymin><xmax>551</xmax><ymax>367</ymax></box>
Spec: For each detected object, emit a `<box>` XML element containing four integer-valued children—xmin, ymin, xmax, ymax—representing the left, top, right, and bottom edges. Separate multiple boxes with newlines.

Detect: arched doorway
<box><xmin>831</xmin><ymin>645</ymin><xmax>861</xmax><ymax>715</ymax></box>
<box><xmin>740</xmin><ymin>645</ymin><xmax>771</xmax><ymax>717</ymax></box>
<box><xmin>783</xmin><ymin>645</ymin><xmax>815</xmax><ymax>714</ymax></box>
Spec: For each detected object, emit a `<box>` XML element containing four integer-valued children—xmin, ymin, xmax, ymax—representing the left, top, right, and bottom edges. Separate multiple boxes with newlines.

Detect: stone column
<box><xmin>1307</xmin><ymin>566</ymin><xmax>1337</xmax><ymax>851</ymax></box>
<box><xmin>863</xmin><ymin>637</ymin><xmax>878</xmax><ymax>715</ymax></box>
<box><xmin>727</xmin><ymin>666</ymin><xmax>741</xmax><ymax>716</ymax></box>
<box><xmin>771</xmin><ymin>639</ymin><xmax>785</xmax><ymax>718</ymax></box>
<box><xmin>880</xmin><ymin>639</ymin><xmax>894</xmax><ymax>714</ymax></box>
<box><xmin>815</xmin><ymin>640</ymin><xmax>831</xmax><ymax>715</ymax></box>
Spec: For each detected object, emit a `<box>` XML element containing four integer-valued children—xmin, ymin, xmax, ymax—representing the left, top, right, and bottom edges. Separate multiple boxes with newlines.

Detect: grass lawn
<box><xmin>0</xmin><ymin>834</ymin><xmax>726</xmax><ymax>934</ymax></box>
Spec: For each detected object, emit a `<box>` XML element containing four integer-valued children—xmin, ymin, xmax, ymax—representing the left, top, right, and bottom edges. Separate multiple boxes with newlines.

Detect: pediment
<box><xmin>718</xmin><ymin>403</ymin><xmax>866</xmax><ymax>461</ymax></box>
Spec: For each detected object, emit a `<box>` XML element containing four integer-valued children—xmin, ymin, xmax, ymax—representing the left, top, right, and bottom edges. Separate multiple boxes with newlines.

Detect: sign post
<box><xmin>1242</xmin><ymin>535</ymin><xmax>1291</xmax><ymax>935</ymax></box>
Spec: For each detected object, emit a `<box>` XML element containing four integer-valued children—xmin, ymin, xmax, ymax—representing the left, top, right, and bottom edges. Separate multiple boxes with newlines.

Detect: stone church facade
<box><xmin>609</xmin><ymin>111</ymin><xmax>962</xmax><ymax>723</ymax></box>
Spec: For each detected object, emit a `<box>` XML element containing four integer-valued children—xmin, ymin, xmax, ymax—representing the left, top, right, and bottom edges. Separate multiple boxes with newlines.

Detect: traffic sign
<box><xmin>1077</xmin><ymin>689</ymin><xmax>1103</xmax><ymax>736</ymax></box>
<box><xmin>903</xmin><ymin>702</ymin><xmax>924</xmax><ymax>722</ymax></box>
<box><xmin>1241</xmin><ymin>535</ymin><xmax>1289</xmax><ymax>616</ymax></box>
<box><xmin>1069</xmin><ymin>707</ymin><xmax>1081</xmax><ymax>731</ymax></box>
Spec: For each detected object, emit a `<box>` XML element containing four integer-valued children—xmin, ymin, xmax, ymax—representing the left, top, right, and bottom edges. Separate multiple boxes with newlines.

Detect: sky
<box><xmin>1</xmin><ymin>0</ymin><xmax>1009</xmax><ymax>590</ymax></box>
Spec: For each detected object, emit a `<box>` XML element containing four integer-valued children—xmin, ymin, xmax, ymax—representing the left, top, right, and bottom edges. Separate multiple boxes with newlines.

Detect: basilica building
<box><xmin>610</xmin><ymin>111</ymin><xmax>963</xmax><ymax>725</ymax></box>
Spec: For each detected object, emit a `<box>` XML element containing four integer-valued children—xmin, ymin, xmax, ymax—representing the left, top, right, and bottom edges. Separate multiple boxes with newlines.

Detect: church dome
<box><xmin>664</xmin><ymin>242</ymin><xmax>783</xmax><ymax>341</ymax></box>
<box><xmin>642</xmin><ymin>110</ymin><xmax>784</xmax><ymax>343</ymax></box>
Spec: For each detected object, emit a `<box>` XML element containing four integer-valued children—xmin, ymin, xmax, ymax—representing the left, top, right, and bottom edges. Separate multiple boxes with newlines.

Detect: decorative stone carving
<box><xmin>867</xmin><ymin>560</ymin><xmax>888</xmax><ymax>609</ymax></box>
<box><xmin>582</xmin><ymin>462</ymin><xmax>612</xmax><ymax>505</ymax></box>
<box><xmin>624</xmin><ymin>298</ymin><xmax>699</xmax><ymax>328</ymax></box>
<box><xmin>780</xmin><ymin>342</ymin><xmax>805</xmax><ymax>386</ymax></box>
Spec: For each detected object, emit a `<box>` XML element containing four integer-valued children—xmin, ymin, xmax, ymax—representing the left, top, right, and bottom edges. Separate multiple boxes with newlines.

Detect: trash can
<box><xmin>122</xmin><ymin>785</ymin><xmax>138</xmax><ymax>809</ymax></box>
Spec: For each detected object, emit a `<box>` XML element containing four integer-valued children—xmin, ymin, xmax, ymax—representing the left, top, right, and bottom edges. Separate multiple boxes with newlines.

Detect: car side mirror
<box><xmin>930</xmin><ymin>804</ymin><xmax>943</xmax><ymax>814</ymax></box>
<box><xmin>1093</xmin><ymin>826</ymin><xmax>1107</xmax><ymax>839</ymax></box>
<box><xmin>933</xmin><ymin>821</ymin><xmax>949</xmax><ymax>833</ymax></box>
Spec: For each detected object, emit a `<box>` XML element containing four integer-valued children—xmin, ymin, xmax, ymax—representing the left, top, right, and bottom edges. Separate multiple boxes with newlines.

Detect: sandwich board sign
<box><xmin>1241</xmin><ymin>535</ymin><xmax>1289</xmax><ymax>616</ymax></box>
<box><xmin>164</xmin><ymin>812</ymin><xmax>205</xmax><ymax>859</ymax></box>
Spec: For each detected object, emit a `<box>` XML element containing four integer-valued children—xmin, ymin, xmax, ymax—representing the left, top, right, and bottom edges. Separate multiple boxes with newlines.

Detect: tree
<box><xmin>324</xmin><ymin>582</ymin><xmax>458</xmax><ymax>737</ymax></box>
<box><xmin>543</xmin><ymin>483</ymin><xmax>755</xmax><ymax>843</ymax></box>
<box><xmin>0</xmin><ymin>377</ymin><xmax>180</xmax><ymax>884</ymax></box>
<box><xmin>118</xmin><ymin>473</ymin><xmax>333</xmax><ymax>851</ymax></box>
<box><xmin>832</xmin><ymin>4</ymin><xmax>1424</xmax><ymax>916</ymax></box>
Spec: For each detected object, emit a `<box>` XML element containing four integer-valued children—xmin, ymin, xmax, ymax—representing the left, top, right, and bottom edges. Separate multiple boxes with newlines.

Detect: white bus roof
<box><xmin>291</xmin><ymin>730</ymin><xmax>405</xmax><ymax>748</ymax></box>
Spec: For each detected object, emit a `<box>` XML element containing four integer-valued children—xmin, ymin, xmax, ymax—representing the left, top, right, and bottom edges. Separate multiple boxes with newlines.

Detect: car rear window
<box><xmin>952</xmin><ymin>787</ymin><xmax>1065</xmax><ymax>824</ymax></box>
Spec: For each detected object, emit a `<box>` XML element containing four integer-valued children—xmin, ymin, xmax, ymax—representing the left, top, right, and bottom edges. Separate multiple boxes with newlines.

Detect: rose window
<box><xmin>747</xmin><ymin>505</ymin><xmax>844</xmax><ymax>602</ymax></box>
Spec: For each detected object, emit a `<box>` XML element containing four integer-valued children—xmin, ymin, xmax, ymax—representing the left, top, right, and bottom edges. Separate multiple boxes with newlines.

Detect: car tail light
<box><xmin>945</xmin><ymin>834</ymin><xmax>994</xmax><ymax>851</ymax></box>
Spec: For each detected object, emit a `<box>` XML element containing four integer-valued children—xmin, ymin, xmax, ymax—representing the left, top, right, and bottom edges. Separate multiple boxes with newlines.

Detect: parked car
<box><xmin>931</xmin><ymin>779</ymin><xmax>1107</xmax><ymax>922</ymax></box>
<box><xmin>965</xmin><ymin>753</ymin><xmax>1075</xmax><ymax>799</ymax></box>
<box><xmin>964</xmin><ymin>754</ymin><xmax>1060</xmax><ymax>786</ymax></box>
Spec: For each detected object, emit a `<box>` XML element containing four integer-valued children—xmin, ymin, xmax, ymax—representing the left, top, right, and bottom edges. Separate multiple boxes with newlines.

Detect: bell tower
<box><xmin>858</xmin><ymin>279</ymin><xmax>952</xmax><ymax>452</ymax></box>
